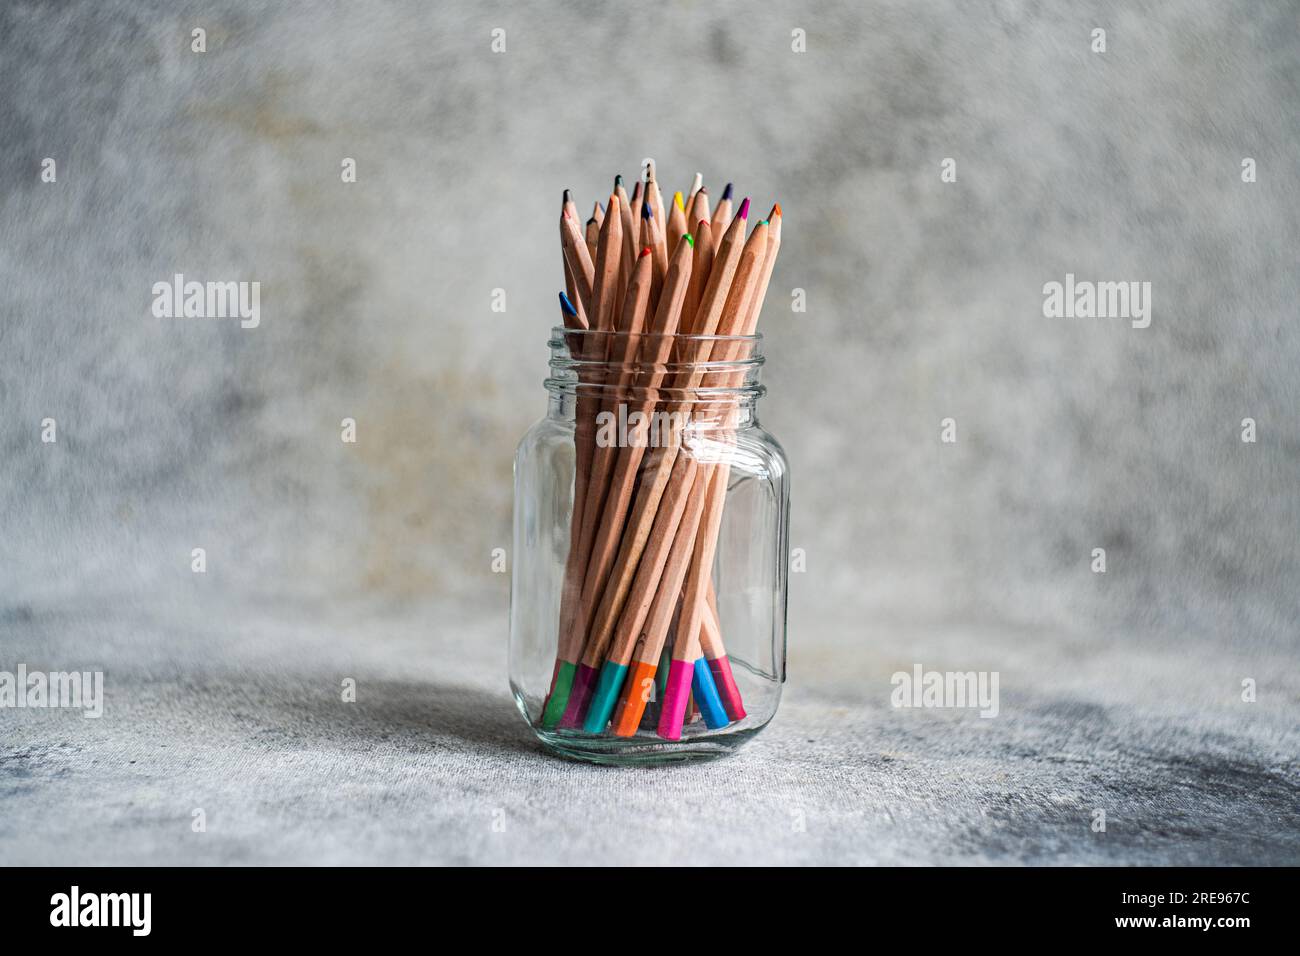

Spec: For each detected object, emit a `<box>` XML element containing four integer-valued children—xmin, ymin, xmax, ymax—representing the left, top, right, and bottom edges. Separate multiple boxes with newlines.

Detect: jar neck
<box><xmin>544</xmin><ymin>329</ymin><xmax>765</xmax><ymax>429</ymax></box>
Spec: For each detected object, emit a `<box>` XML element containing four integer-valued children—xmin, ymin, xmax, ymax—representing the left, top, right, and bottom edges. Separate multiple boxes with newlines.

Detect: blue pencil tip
<box><xmin>721</xmin><ymin>182</ymin><xmax>734</xmax><ymax>201</ymax></box>
<box><xmin>641</xmin><ymin>200</ymin><xmax>652</xmax><ymax>219</ymax></box>
<box><xmin>559</xmin><ymin>292</ymin><xmax>578</xmax><ymax>317</ymax></box>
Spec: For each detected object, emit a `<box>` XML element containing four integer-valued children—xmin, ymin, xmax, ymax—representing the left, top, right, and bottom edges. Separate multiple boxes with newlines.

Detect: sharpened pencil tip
<box><xmin>721</xmin><ymin>182</ymin><xmax>734</xmax><ymax>201</ymax></box>
<box><xmin>673</xmin><ymin>191</ymin><xmax>684</xmax><ymax>211</ymax></box>
<box><xmin>684</xmin><ymin>234</ymin><xmax>694</xmax><ymax>247</ymax></box>
<box><xmin>640</xmin><ymin>246</ymin><xmax>652</xmax><ymax>258</ymax></box>
<box><xmin>614</xmin><ymin>174</ymin><xmax>623</xmax><ymax>188</ymax></box>
<box><xmin>737</xmin><ymin>197</ymin><xmax>750</xmax><ymax>219</ymax></box>
<box><xmin>563</xmin><ymin>188</ymin><xmax>572</xmax><ymax>205</ymax></box>
<box><xmin>586</xmin><ymin>216</ymin><xmax>597</xmax><ymax>226</ymax></box>
<box><xmin>631</xmin><ymin>181</ymin><xmax>642</xmax><ymax>200</ymax></box>
<box><xmin>559</xmin><ymin>292</ymin><xmax>578</xmax><ymax>317</ymax></box>
<box><xmin>642</xmin><ymin>200</ymin><xmax>652</xmax><ymax>219</ymax></box>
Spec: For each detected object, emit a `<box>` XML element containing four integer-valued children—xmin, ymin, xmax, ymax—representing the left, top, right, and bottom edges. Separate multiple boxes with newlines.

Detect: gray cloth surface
<box><xmin>1</xmin><ymin>1</ymin><xmax>1298</xmax><ymax>865</ymax></box>
<box><xmin>2</xmin><ymin>596</ymin><xmax>1296</xmax><ymax>865</ymax></box>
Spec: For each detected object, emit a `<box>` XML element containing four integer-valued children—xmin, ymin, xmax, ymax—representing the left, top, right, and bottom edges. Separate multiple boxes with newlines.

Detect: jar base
<box><xmin>532</xmin><ymin>725</ymin><xmax>763</xmax><ymax>766</ymax></box>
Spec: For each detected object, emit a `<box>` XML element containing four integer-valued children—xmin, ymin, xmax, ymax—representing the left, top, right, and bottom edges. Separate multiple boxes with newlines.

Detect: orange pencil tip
<box><xmin>772</xmin><ymin>202</ymin><xmax>782</xmax><ymax>218</ymax></box>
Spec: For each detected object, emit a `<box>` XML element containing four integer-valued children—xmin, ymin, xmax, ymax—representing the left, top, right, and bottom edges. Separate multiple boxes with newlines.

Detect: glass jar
<box><xmin>510</xmin><ymin>327</ymin><xmax>790</xmax><ymax>765</ymax></box>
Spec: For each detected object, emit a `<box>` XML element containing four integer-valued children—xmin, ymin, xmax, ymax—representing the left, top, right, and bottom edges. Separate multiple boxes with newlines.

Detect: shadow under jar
<box><xmin>511</xmin><ymin>327</ymin><xmax>790</xmax><ymax>765</ymax></box>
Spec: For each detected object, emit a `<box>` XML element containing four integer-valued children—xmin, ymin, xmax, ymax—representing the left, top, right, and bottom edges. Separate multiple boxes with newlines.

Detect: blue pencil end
<box><xmin>692</xmin><ymin>658</ymin><xmax>730</xmax><ymax>730</ymax></box>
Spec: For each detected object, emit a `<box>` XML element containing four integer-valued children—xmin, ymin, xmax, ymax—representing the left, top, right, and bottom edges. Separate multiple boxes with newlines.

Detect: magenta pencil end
<box><xmin>708</xmin><ymin>656</ymin><xmax>747</xmax><ymax>721</ymax></box>
<box><xmin>559</xmin><ymin>664</ymin><xmax>599</xmax><ymax>728</ymax></box>
<box><xmin>656</xmin><ymin>659</ymin><xmax>694</xmax><ymax>740</ymax></box>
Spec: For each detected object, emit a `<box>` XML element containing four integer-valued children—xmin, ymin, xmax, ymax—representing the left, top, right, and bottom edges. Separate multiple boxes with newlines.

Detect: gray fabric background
<box><xmin>1</xmin><ymin>0</ymin><xmax>1297</xmax><ymax>865</ymax></box>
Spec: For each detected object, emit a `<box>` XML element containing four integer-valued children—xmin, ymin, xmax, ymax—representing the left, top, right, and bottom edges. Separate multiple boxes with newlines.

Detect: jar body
<box><xmin>509</xmin><ymin>331</ymin><xmax>789</xmax><ymax>764</ymax></box>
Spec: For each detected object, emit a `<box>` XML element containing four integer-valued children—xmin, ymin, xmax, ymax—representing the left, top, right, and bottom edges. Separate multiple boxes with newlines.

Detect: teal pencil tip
<box><xmin>582</xmin><ymin>661</ymin><xmax>629</xmax><ymax>734</ymax></box>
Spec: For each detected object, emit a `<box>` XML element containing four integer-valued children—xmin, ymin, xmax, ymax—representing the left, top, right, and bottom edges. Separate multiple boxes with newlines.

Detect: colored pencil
<box><xmin>558</xmin><ymin>246</ymin><xmax>654</xmax><ymax>728</ymax></box>
<box><xmin>710</xmin><ymin>182</ymin><xmax>734</xmax><ymax>247</ymax></box>
<box><xmin>542</xmin><ymin>191</ymin><xmax>623</xmax><ymax>729</ymax></box>
<box><xmin>659</xmin><ymin>214</ymin><xmax>770</xmax><ymax>739</ymax></box>
<box><xmin>584</xmin><ymin>206</ymin><xmax>751</xmax><ymax>727</ymax></box>
<box><xmin>586</xmin><ymin>201</ymin><xmax>603</xmax><ymax>259</ymax></box>
<box><xmin>685</xmin><ymin>171</ymin><xmax>703</xmax><ymax>214</ymax></box>
<box><xmin>561</xmin><ymin>204</ymin><xmax>595</xmax><ymax>318</ymax></box>
<box><xmin>545</xmin><ymin>168</ymin><xmax>782</xmax><ymax>742</ymax></box>
<box><xmin>667</xmin><ymin>191</ymin><xmax>687</xmax><ymax>259</ymax></box>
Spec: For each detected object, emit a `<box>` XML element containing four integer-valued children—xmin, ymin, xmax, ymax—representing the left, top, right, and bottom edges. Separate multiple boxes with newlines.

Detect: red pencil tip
<box><xmin>640</xmin><ymin>246</ymin><xmax>652</xmax><ymax>258</ymax></box>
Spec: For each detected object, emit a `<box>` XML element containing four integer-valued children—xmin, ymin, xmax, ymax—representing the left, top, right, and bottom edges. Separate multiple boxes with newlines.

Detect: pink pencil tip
<box><xmin>737</xmin><ymin>197</ymin><xmax>750</xmax><ymax>219</ymax></box>
<box><xmin>656</xmin><ymin>659</ymin><xmax>693</xmax><ymax>740</ymax></box>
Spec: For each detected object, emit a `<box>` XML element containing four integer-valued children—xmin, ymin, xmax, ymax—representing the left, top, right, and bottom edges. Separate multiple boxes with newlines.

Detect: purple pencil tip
<box><xmin>737</xmin><ymin>197</ymin><xmax>750</xmax><ymax>219</ymax></box>
<box><xmin>721</xmin><ymin>182</ymin><xmax>734</xmax><ymax>201</ymax></box>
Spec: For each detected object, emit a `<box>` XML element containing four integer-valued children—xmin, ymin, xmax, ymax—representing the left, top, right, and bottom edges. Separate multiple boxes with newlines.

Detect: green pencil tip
<box><xmin>684</xmin><ymin>234</ymin><xmax>694</xmax><ymax>247</ymax></box>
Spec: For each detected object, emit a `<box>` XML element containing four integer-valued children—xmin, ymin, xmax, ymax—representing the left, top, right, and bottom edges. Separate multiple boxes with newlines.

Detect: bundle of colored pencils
<box><xmin>542</xmin><ymin>162</ymin><xmax>782</xmax><ymax>741</ymax></box>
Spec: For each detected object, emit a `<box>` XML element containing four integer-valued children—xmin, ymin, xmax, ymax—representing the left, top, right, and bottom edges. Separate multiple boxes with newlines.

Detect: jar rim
<box><xmin>545</xmin><ymin>328</ymin><xmax>765</xmax><ymax>400</ymax></box>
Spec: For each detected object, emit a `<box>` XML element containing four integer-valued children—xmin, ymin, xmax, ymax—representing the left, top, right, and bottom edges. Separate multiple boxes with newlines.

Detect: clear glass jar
<box><xmin>510</xmin><ymin>328</ymin><xmax>789</xmax><ymax>765</ymax></box>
